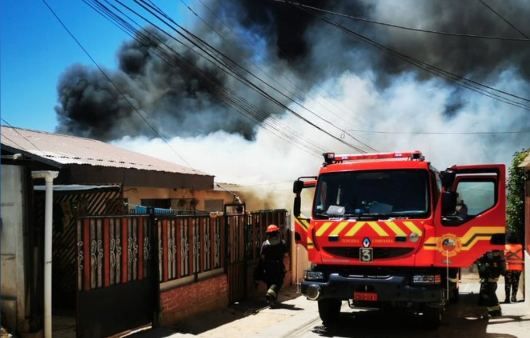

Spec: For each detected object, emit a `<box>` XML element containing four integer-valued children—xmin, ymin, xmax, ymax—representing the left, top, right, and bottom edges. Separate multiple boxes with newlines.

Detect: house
<box><xmin>1</xmin><ymin>126</ymin><xmax>290</xmax><ymax>338</ymax></box>
<box><xmin>0</xmin><ymin>126</ymin><xmax>239</xmax><ymax>213</ymax></box>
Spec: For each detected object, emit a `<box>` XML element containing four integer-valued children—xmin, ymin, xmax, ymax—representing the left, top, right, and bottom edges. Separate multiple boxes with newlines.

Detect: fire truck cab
<box><xmin>293</xmin><ymin>151</ymin><xmax>506</xmax><ymax>328</ymax></box>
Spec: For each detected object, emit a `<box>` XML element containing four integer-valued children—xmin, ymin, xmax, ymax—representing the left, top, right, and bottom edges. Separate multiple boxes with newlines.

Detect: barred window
<box><xmin>204</xmin><ymin>199</ymin><xmax>224</xmax><ymax>212</ymax></box>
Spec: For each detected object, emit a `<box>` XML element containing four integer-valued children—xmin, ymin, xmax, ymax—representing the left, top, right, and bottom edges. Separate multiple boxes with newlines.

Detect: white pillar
<box><xmin>32</xmin><ymin>171</ymin><xmax>59</xmax><ymax>338</ymax></box>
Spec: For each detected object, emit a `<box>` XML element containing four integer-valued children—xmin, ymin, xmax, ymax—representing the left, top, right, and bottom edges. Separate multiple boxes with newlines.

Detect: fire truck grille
<box><xmin>323</xmin><ymin>247</ymin><xmax>414</xmax><ymax>259</ymax></box>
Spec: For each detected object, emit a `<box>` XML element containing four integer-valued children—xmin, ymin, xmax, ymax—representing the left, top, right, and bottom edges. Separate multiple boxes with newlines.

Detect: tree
<box><xmin>506</xmin><ymin>148</ymin><xmax>529</xmax><ymax>240</ymax></box>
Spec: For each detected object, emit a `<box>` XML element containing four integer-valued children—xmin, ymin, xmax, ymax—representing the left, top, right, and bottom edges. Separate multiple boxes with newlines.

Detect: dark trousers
<box><xmin>504</xmin><ymin>270</ymin><xmax>522</xmax><ymax>300</ymax></box>
<box><xmin>263</xmin><ymin>263</ymin><xmax>285</xmax><ymax>300</ymax></box>
<box><xmin>479</xmin><ymin>281</ymin><xmax>501</xmax><ymax>315</ymax></box>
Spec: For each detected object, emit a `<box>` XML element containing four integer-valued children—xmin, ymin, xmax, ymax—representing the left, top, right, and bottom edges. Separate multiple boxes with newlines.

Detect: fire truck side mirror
<box><xmin>294</xmin><ymin>196</ymin><xmax>301</xmax><ymax>217</ymax></box>
<box><xmin>293</xmin><ymin>180</ymin><xmax>304</xmax><ymax>194</ymax></box>
<box><xmin>441</xmin><ymin>170</ymin><xmax>456</xmax><ymax>189</ymax></box>
<box><xmin>441</xmin><ymin>191</ymin><xmax>457</xmax><ymax>215</ymax></box>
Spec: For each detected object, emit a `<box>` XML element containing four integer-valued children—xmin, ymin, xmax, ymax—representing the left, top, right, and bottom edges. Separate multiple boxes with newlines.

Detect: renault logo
<box><xmin>363</xmin><ymin>237</ymin><xmax>371</xmax><ymax>248</ymax></box>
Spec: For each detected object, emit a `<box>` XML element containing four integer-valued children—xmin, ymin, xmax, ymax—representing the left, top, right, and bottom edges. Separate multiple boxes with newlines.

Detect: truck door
<box><xmin>293</xmin><ymin>178</ymin><xmax>316</xmax><ymax>250</ymax></box>
<box><xmin>433</xmin><ymin>164</ymin><xmax>506</xmax><ymax>267</ymax></box>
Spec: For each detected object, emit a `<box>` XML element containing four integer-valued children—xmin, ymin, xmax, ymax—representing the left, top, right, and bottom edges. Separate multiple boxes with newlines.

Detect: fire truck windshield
<box><xmin>313</xmin><ymin>169</ymin><xmax>430</xmax><ymax>220</ymax></box>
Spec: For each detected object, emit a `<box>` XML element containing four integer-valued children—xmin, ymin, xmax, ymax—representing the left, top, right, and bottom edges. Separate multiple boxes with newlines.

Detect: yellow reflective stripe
<box><xmin>460</xmin><ymin>226</ymin><xmax>505</xmax><ymax>244</ymax></box>
<box><xmin>345</xmin><ymin>222</ymin><xmax>365</xmax><ymax>236</ymax></box>
<box><xmin>461</xmin><ymin>235</ymin><xmax>491</xmax><ymax>251</ymax></box>
<box><xmin>403</xmin><ymin>221</ymin><xmax>422</xmax><ymax>236</ymax></box>
<box><xmin>295</xmin><ymin>218</ymin><xmax>310</xmax><ymax>231</ymax></box>
<box><xmin>330</xmin><ymin>221</ymin><xmax>349</xmax><ymax>236</ymax></box>
<box><xmin>385</xmin><ymin>221</ymin><xmax>406</xmax><ymax>236</ymax></box>
<box><xmin>368</xmin><ymin>222</ymin><xmax>388</xmax><ymax>236</ymax></box>
<box><xmin>307</xmin><ymin>236</ymin><xmax>314</xmax><ymax>249</ymax></box>
<box><xmin>316</xmin><ymin>222</ymin><xmax>333</xmax><ymax>236</ymax></box>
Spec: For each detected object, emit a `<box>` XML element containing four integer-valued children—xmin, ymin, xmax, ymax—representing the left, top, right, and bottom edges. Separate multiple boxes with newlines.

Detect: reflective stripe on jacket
<box><xmin>505</xmin><ymin>244</ymin><xmax>524</xmax><ymax>271</ymax></box>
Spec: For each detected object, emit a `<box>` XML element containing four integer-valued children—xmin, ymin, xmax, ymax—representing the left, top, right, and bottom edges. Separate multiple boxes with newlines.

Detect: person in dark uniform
<box><xmin>259</xmin><ymin>224</ymin><xmax>289</xmax><ymax>307</ymax></box>
<box><xmin>477</xmin><ymin>250</ymin><xmax>506</xmax><ymax>317</ymax></box>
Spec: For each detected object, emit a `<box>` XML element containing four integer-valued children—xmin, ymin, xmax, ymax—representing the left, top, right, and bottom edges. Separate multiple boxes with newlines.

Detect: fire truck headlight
<box><xmin>412</xmin><ymin>274</ymin><xmax>441</xmax><ymax>285</ymax></box>
<box><xmin>304</xmin><ymin>270</ymin><xmax>325</xmax><ymax>281</ymax></box>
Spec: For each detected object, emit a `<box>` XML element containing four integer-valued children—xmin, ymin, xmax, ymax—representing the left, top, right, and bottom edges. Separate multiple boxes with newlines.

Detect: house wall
<box><xmin>1</xmin><ymin>165</ymin><xmax>28</xmax><ymax>334</ymax></box>
<box><xmin>123</xmin><ymin>187</ymin><xmax>238</xmax><ymax>212</ymax></box>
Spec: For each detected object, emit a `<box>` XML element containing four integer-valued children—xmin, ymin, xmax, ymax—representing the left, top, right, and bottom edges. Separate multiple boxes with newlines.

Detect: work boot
<box><xmin>511</xmin><ymin>296</ymin><xmax>517</xmax><ymax>303</ymax></box>
<box><xmin>504</xmin><ymin>298</ymin><xmax>511</xmax><ymax>304</ymax></box>
<box><xmin>266</xmin><ymin>288</ymin><xmax>277</xmax><ymax>308</ymax></box>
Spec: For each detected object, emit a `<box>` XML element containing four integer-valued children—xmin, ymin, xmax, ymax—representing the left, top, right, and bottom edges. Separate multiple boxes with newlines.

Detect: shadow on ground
<box><xmin>120</xmin><ymin>285</ymin><xmax>302</xmax><ymax>338</ymax></box>
<box><xmin>309</xmin><ymin>292</ymin><xmax>524</xmax><ymax>338</ymax></box>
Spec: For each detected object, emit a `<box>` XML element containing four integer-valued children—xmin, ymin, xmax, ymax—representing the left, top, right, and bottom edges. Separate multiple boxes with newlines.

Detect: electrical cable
<box><xmin>289</xmin><ymin>3</ymin><xmax>530</xmax><ymax>112</ymax></box>
<box><xmin>43</xmin><ymin>0</ymin><xmax>198</xmax><ymax>170</ymax></box>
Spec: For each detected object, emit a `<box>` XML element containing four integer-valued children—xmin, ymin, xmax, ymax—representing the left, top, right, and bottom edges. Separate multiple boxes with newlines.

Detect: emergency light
<box><xmin>323</xmin><ymin>151</ymin><xmax>424</xmax><ymax>165</ymax></box>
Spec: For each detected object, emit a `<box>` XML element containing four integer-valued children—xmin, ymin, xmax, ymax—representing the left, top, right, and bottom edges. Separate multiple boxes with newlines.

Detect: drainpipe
<box><xmin>31</xmin><ymin>171</ymin><xmax>59</xmax><ymax>338</ymax></box>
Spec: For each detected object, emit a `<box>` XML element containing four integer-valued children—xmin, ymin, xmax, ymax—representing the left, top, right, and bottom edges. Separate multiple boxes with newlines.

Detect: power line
<box><xmin>84</xmin><ymin>0</ymin><xmax>327</xmax><ymax>157</ymax></box>
<box><xmin>478</xmin><ymin>0</ymin><xmax>530</xmax><ymax>39</ymax></box>
<box><xmin>84</xmin><ymin>0</ymin><xmax>377</xmax><ymax>156</ymax></box>
<box><xmin>286</xmin><ymin>2</ymin><xmax>530</xmax><ymax>112</ymax></box>
<box><xmin>194</xmin><ymin>0</ymin><xmax>376</xmax><ymax>151</ymax></box>
<box><xmin>345</xmin><ymin>128</ymin><xmax>530</xmax><ymax>135</ymax></box>
<box><xmin>135</xmin><ymin>0</ymin><xmax>375</xmax><ymax>153</ymax></box>
<box><xmin>43</xmin><ymin>0</ymin><xmax>196</xmax><ymax>169</ymax></box>
<box><xmin>1</xmin><ymin>119</ymin><xmax>45</xmax><ymax>153</ymax></box>
<box><xmin>267</xmin><ymin>0</ymin><xmax>530</xmax><ymax>42</ymax></box>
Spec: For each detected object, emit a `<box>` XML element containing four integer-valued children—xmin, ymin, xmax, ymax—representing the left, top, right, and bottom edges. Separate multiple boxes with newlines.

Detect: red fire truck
<box><xmin>293</xmin><ymin>151</ymin><xmax>506</xmax><ymax>328</ymax></box>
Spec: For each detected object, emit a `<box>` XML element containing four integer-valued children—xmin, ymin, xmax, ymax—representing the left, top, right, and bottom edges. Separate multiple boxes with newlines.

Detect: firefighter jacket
<box><xmin>505</xmin><ymin>243</ymin><xmax>524</xmax><ymax>272</ymax></box>
<box><xmin>260</xmin><ymin>238</ymin><xmax>288</xmax><ymax>282</ymax></box>
<box><xmin>477</xmin><ymin>250</ymin><xmax>506</xmax><ymax>282</ymax></box>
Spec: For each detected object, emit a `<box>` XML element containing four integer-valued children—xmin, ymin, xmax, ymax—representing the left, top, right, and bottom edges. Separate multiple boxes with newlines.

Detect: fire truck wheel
<box><xmin>318</xmin><ymin>299</ymin><xmax>342</xmax><ymax>325</ymax></box>
<box><xmin>423</xmin><ymin>306</ymin><xmax>442</xmax><ymax>330</ymax></box>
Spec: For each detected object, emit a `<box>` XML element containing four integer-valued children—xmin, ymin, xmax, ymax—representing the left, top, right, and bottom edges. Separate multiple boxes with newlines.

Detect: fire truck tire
<box><xmin>423</xmin><ymin>306</ymin><xmax>442</xmax><ymax>330</ymax></box>
<box><xmin>318</xmin><ymin>299</ymin><xmax>342</xmax><ymax>325</ymax></box>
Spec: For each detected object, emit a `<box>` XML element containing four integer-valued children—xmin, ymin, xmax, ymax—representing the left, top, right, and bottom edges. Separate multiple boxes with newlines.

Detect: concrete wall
<box><xmin>1</xmin><ymin>165</ymin><xmax>27</xmax><ymax>333</ymax></box>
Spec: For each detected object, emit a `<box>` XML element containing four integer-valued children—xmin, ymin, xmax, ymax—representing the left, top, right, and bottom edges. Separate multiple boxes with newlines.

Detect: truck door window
<box><xmin>455</xmin><ymin>181</ymin><xmax>495</xmax><ymax>216</ymax></box>
<box><xmin>442</xmin><ymin>180</ymin><xmax>496</xmax><ymax>226</ymax></box>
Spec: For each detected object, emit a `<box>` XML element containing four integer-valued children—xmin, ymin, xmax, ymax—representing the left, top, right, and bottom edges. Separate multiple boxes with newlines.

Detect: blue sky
<box><xmin>1</xmin><ymin>0</ymin><xmax>188</xmax><ymax>132</ymax></box>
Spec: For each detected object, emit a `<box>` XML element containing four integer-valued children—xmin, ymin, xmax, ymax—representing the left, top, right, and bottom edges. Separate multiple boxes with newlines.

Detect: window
<box><xmin>204</xmin><ymin>199</ymin><xmax>224</xmax><ymax>212</ymax></box>
<box><xmin>455</xmin><ymin>181</ymin><xmax>495</xmax><ymax>216</ymax></box>
<box><xmin>141</xmin><ymin>198</ymin><xmax>171</xmax><ymax>209</ymax></box>
<box><xmin>314</xmin><ymin>169</ymin><xmax>430</xmax><ymax>219</ymax></box>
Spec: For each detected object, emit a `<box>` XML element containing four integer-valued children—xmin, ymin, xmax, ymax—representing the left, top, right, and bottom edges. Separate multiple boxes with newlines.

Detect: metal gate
<box><xmin>225</xmin><ymin>206</ymin><xmax>289</xmax><ymax>303</ymax></box>
<box><xmin>225</xmin><ymin>204</ymin><xmax>246</xmax><ymax>303</ymax></box>
<box><xmin>76</xmin><ymin>216</ymin><xmax>155</xmax><ymax>338</ymax></box>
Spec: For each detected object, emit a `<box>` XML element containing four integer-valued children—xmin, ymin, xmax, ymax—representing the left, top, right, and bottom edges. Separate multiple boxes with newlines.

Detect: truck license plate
<box><xmin>353</xmin><ymin>292</ymin><xmax>378</xmax><ymax>301</ymax></box>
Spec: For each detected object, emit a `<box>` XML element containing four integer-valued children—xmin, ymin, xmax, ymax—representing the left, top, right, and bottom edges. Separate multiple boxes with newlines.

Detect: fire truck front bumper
<box><xmin>301</xmin><ymin>273</ymin><xmax>444</xmax><ymax>304</ymax></box>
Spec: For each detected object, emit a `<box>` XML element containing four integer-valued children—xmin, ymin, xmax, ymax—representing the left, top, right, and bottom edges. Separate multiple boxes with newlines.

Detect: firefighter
<box><xmin>259</xmin><ymin>224</ymin><xmax>289</xmax><ymax>307</ymax></box>
<box><xmin>477</xmin><ymin>250</ymin><xmax>506</xmax><ymax>317</ymax></box>
<box><xmin>504</xmin><ymin>232</ymin><xmax>524</xmax><ymax>303</ymax></box>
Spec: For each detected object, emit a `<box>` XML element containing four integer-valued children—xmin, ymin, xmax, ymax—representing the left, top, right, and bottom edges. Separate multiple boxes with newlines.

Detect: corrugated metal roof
<box><xmin>1</xmin><ymin>126</ymin><xmax>211</xmax><ymax>177</ymax></box>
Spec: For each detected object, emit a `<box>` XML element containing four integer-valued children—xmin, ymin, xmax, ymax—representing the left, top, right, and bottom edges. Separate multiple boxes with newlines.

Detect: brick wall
<box><xmin>159</xmin><ymin>274</ymin><xmax>229</xmax><ymax>326</ymax></box>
